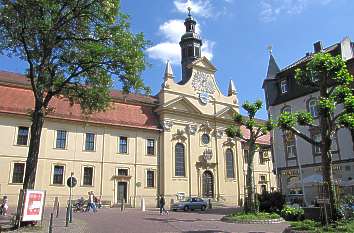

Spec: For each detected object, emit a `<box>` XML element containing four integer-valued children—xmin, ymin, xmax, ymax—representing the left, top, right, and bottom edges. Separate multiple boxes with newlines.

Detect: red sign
<box><xmin>22</xmin><ymin>190</ymin><xmax>45</xmax><ymax>221</ymax></box>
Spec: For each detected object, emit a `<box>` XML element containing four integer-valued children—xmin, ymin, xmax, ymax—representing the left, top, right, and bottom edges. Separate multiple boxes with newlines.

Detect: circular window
<box><xmin>201</xmin><ymin>134</ymin><xmax>210</xmax><ymax>145</ymax></box>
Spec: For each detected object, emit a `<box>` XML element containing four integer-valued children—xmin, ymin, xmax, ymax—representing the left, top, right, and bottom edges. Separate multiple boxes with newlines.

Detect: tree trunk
<box><xmin>245</xmin><ymin>142</ymin><xmax>256</xmax><ymax>213</ymax></box>
<box><xmin>321</xmin><ymin>135</ymin><xmax>337</xmax><ymax>221</ymax></box>
<box><xmin>23</xmin><ymin>103</ymin><xmax>45</xmax><ymax>190</ymax></box>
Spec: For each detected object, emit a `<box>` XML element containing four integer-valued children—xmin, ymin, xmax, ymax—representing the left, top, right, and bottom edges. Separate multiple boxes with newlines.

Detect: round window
<box><xmin>201</xmin><ymin>134</ymin><xmax>210</xmax><ymax>145</ymax></box>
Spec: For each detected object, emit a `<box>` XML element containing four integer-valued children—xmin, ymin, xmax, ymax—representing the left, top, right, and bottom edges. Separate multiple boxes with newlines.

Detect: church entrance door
<box><xmin>202</xmin><ymin>171</ymin><xmax>214</xmax><ymax>198</ymax></box>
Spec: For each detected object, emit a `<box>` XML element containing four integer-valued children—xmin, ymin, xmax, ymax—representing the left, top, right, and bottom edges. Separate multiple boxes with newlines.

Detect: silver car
<box><xmin>172</xmin><ymin>197</ymin><xmax>208</xmax><ymax>211</ymax></box>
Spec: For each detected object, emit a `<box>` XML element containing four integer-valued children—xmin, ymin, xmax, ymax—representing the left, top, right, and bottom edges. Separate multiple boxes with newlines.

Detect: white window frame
<box><xmin>145</xmin><ymin>168</ymin><xmax>156</xmax><ymax>188</ymax></box>
<box><xmin>83</xmin><ymin>132</ymin><xmax>96</xmax><ymax>151</ymax></box>
<box><xmin>118</xmin><ymin>136</ymin><xmax>129</xmax><ymax>154</ymax></box>
<box><xmin>9</xmin><ymin>161</ymin><xmax>26</xmax><ymax>184</ymax></box>
<box><xmin>81</xmin><ymin>165</ymin><xmax>94</xmax><ymax>187</ymax></box>
<box><xmin>280</xmin><ymin>80</ymin><xmax>288</xmax><ymax>94</ymax></box>
<box><xmin>287</xmin><ymin>143</ymin><xmax>297</xmax><ymax>158</ymax></box>
<box><xmin>54</xmin><ymin>129</ymin><xmax>68</xmax><ymax>149</ymax></box>
<box><xmin>51</xmin><ymin>164</ymin><xmax>66</xmax><ymax>185</ymax></box>
<box><xmin>314</xmin><ymin>134</ymin><xmax>321</xmax><ymax>154</ymax></box>
<box><xmin>146</xmin><ymin>138</ymin><xmax>156</xmax><ymax>156</ymax></box>
<box><xmin>14</xmin><ymin>126</ymin><xmax>30</xmax><ymax>146</ymax></box>
<box><xmin>308</xmin><ymin>99</ymin><xmax>318</xmax><ymax>118</ymax></box>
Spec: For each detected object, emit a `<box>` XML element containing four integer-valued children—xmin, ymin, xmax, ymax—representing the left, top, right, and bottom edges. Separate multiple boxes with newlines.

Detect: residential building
<box><xmin>263</xmin><ymin>37</ymin><xmax>354</xmax><ymax>205</ymax></box>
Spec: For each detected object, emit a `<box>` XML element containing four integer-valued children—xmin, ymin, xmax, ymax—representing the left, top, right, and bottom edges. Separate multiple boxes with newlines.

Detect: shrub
<box><xmin>339</xmin><ymin>195</ymin><xmax>354</xmax><ymax>219</ymax></box>
<box><xmin>290</xmin><ymin>219</ymin><xmax>319</xmax><ymax>231</ymax></box>
<box><xmin>257</xmin><ymin>191</ymin><xmax>285</xmax><ymax>213</ymax></box>
<box><xmin>280</xmin><ymin>205</ymin><xmax>304</xmax><ymax>221</ymax></box>
<box><xmin>227</xmin><ymin>211</ymin><xmax>280</xmax><ymax>221</ymax></box>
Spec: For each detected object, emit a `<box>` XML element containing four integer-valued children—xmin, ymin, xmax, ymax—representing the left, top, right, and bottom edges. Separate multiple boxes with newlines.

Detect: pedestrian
<box><xmin>87</xmin><ymin>191</ymin><xmax>97</xmax><ymax>213</ymax></box>
<box><xmin>0</xmin><ymin>196</ymin><xmax>8</xmax><ymax>216</ymax></box>
<box><xmin>159</xmin><ymin>195</ymin><xmax>168</xmax><ymax>215</ymax></box>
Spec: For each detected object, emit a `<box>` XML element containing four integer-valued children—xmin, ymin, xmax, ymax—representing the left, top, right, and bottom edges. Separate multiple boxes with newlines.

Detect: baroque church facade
<box><xmin>0</xmin><ymin>13</ymin><xmax>276</xmax><ymax>207</ymax></box>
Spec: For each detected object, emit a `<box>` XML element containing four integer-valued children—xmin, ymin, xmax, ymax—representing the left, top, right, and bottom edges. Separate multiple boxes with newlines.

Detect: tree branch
<box><xmin>286</xmin><ymin>127</ymin><xmax>319</xmax><ymax>146</ymax></box>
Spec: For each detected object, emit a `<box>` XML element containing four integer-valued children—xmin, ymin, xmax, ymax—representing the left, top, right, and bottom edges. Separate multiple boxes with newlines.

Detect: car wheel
<box><xmin>183</xmin><ymin>206</ymin><xmax>189</xmax><ymax>211</ymax></box>
<box><xmin>201</xmin><ymin>205</ymin><xmax>206</xmax><ymax>211</ymax></box>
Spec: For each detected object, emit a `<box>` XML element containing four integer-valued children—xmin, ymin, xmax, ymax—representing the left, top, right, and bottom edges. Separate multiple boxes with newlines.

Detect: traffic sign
<box><xmin>66</xmin><ymin>177</ymin><xmax>77</xmax><ymax>188</ymax></box>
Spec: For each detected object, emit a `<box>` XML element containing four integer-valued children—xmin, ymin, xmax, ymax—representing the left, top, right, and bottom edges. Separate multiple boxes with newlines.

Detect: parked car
<box><xmin>172</xmin><ymin>197</ymin><xmax>208</xmax><ymax>211</ymax></box>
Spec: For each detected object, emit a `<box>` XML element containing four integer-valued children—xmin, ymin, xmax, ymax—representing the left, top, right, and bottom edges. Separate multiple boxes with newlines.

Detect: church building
<box><xmin>0</xmin><ymin>13</ymin><xmax>276</xmax><ymax>207</ymax></box>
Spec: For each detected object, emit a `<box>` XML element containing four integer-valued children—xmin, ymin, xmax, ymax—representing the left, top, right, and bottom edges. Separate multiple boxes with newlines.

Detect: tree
<box><xmin>226</xmin><ymin>100</ymin><xmax>274</xmax><ymax>213</ymax></box>
<box><xmin>0</xmin><ymin>0</ymin><xmax>149</xmax><ymax>190</ymax></box>
<box><xmin>277</xmin><ymin>53</ymin><xmax>354</xmax><ymax>221</ymax></box>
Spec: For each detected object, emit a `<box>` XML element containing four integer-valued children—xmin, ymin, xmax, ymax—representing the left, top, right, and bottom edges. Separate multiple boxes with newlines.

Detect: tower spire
<box><xmin>228</xmin><ymin>80</ymin><xmax>237</xmax><ymax>96</ymax></box>
<box><xmin>179</xmin><ymin>9</ymin><xmax>202</xmax><ymax>83</ymax></box>
<box><xmin>265</xmin><ymin>45</ymin><xmax>280</xmax><ymax>80</ymax></box>
<box><xmin>164</xmin><ymin>60</ymin><xmax>173</xmax><ymax>78</ymax></box>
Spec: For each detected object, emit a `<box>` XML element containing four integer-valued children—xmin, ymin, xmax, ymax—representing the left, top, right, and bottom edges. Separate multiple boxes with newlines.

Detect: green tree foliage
<box><xmin>0</xmin><ymin>0</ymin><xmax>149</xmax><ymax>189</ymax></box>
<box><xmin>226</xmin><ymin>100</ymin><xmax>275</xmax><ymax>213</ymax></box>
<box><xmin>277</xmin><ymin>53</ymin><xmax>354</xmax><ymax>221</ymax></box>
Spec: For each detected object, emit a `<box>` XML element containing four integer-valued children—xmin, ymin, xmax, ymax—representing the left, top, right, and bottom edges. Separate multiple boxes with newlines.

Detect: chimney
<box><xmin>313</xmin><ymin>41</ymin><xmax>323</xmax><ymax>53</ymax></box>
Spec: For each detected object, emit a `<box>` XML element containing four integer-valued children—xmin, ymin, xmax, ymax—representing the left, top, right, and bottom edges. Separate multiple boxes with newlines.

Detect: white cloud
<box><xmin>147</xmin><ymin>19</ymin><xmax>214</xmax><ymax>64</ymax></box>
<box><xmin>260</xmin><ymin>0</ymin><xmax>334</xmax><ymax>22</ymax></box>
<box><xmin>173</xmin><ymin>0</ymin><xmax>213</xmax><ymax>18</ymax></box>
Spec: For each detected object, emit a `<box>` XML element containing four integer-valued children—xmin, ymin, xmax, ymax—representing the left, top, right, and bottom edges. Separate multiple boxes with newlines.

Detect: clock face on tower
<box><xmin>191</xmin><ymin>71</ymin><xmax>215</xmax><ymax>95</ymax></box>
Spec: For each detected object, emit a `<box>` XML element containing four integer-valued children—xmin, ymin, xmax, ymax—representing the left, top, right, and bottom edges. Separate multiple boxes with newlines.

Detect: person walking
<box><xmin>0</xmin><ymin>196</ymin><xmax>8</xmax><ymax>216</ymax></box>
<box><xmin>159</xmin><ymin>195</ymin><xmax>168</xmax><ymax>215</ymax></box>
<box><xmin>87</xmin><ymin>191</ymin><xmax>97</xmax><ymax>213</ymax></box>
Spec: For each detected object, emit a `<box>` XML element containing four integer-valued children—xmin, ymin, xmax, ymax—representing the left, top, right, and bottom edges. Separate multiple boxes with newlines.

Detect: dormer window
<box><xmin>280</xmin><ymin>80</ymin><xmax>288</xmax><ymax>94</ymax></box>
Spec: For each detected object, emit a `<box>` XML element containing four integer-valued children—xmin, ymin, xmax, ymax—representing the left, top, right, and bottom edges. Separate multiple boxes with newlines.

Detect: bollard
<box><xmin>56</xmin><ymin>201</ymin><xmax>59</xmax><ymax>218</ymax></box>
<box><xmin>208</xmin><ymin>199</ymin><xmax>212</xmax><ymax>209</ymax></box>
<box><xmin>120</xmin><ymin>199</ymin><xmax>125</xmax><ymax>212</ymax></box>
<box><xmin>141</xmin><ymin>198</ymin><xmax>145</xmax><ymax>212</ymax></box>
<box><xmin>65</xmin><ymin>206</ymin><xmax>69</xmax><ymax>227</ymax></box>
<box><xmin>48</xmin><ymin>213</ymin><xmax>53</xmax><ymax>233</ymax></box>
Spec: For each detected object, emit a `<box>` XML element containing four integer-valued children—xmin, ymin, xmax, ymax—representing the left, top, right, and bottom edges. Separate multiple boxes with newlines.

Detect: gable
<box><xmin>187</xmin><ymin>56</ymin><xmax>217</xmax><ymax>72</ymax></box>
<box><xmin>161</xmin><ymin>96</ymin><xmax>202</xmax><ymax>114</ymax></box>
<box><xmin>215</xmin><ymin>107</ymin><xmax>237</xmax><ymax>120</ymax></box>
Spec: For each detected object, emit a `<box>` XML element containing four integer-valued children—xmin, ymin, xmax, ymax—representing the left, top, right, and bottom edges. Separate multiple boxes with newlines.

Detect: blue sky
<box><xmin>1</xmin><ymin>0</ymin><xmax>353</xmax><ymax>119</ymax></box>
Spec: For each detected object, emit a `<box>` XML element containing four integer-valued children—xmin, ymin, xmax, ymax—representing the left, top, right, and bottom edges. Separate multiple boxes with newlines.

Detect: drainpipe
<box><xmin>188</xmin><ymin>129</ymin><xmax>192</xmax><ymax>198</ymax></box>
<box><xmin>234</xmin><ymin>140</ymin><xmax>241</xmax><ymax>205</ymax></box>
<box><xmin>100</xmin><ymin>127</ymin><xmax>105</xmax><ymax>199</ymax></box>
<box><xmin>213</xmin><ymin>99</ymin><xmax>220</xmax><ymax>200</ymax></box>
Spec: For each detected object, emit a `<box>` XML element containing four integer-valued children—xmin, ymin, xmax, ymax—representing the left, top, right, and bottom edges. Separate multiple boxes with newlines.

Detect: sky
<box><xmin>0</xmin><ymin>0</ymin><xmax>354</xmax><ymax>119</ymax></box>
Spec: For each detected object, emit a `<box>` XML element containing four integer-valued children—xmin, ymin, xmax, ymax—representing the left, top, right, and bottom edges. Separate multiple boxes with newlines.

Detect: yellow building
<box><xmin>0</xmin><ymin>14</ymin><xmax>276</xmax><ymax>208</ymax></box>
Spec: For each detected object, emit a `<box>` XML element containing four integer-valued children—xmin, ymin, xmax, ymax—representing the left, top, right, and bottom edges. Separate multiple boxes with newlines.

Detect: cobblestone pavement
<box><xmin>8</xmin><ymin>207</ymin><xmax>289</xmax><ymax>233</ymax></box>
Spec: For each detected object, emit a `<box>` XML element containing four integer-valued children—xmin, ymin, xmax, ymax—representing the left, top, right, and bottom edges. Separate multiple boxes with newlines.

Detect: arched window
<box><xmin>308</xmin><ymin>99</ymin><xmax>318</xmax><ymax>117</ymax></box>
<box><xmin>175</xmin><ymin>143</ymin><xmax>185</xmax><ymax>177</ymax></box>
<box><xmin>225</xmin><ymin>149</ymin><xmax>235</xmax><ymax>178</ymax></box>
<box><xmin>281</xmin><ymin>106</ymin><xmax>291</xmax><ymax>113</ymax></box>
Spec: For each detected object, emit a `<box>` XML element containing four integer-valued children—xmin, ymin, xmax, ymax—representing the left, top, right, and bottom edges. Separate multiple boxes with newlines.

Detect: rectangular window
<box><xmin>313</xmin><ymin>134</ymin><xmax>321</xmax><ymax>154</ymax></box>
<box><xmin>53</xmin><ymin>165</ymin><xmax>64</xmax><ymax>185</ymax></box>
<box><xmin>12</xmin><ymin>163</ymin><xmax>25</xmax><ymax>183</ymax></box>
<box><xmin>119</xmin><ymin>137</ymin><xmax>128</xmax><ymax>154</ymax></box>
<box><xmin>195</xmin><ymin>47</ymin><xmax>200</xmax><ymax>57</ymax></box>
<box><xmin>146</xmin><ymin>139</ymin><xmax>155</xmax><ymax>155</ymax></box>
<box><xmin>146</xmin><ymin>170</ymin><xmax>154</xmax><ymax>188</ymax></box>
<box><xmin>259</xmin><ymin>151</ymin><xmax>266</xmax><ymax>165</ymax></box>
<box><xmin>17</xmin><ymin>126</ymin><xmax>29</xmax><ymax>145</ymax></box>
<box><xmin>56</xmin><ymin>130</ymin><xmax>67</xmax><ymax>149</ymax></box>
<box><xmin>260</xmin><ymin>184</ymin><xmax>267</xmax><ymax>193</ymax></box>
<box><xmin>287</xmin><ymin>143</ymin><xmax>297</xmax><ymax>158</ymax></box>
<box><xmin>83</xmin><ymin>167</ymin><xmax>93</xmax><ymax>186</ymax></box>
<box><xmin>280</xmin><ymin>80</ymin><xmax>288</xmax><ymax>94</ymax></box>
<box><xmin>243</xmin><ymin>149</ymin><xmax>249</xmax><ymax>164</ymax></box>
<box><xmin>331</xmin><ymin>135</ymin><xmax>338</xmax><ymax>152</ymax></box>
<box><xmin>260</xmin><ymin>175</ymin><xmax>266</xmax><ymax>182</ymax></box>
<box><xmin>85</xmin><ymin>133</ymin><xmax>95</xmax><ymax>151</ymax></box>
<box><xmin>118</xmin><ymin>169</ymin><xmax>128</xmax><ymax>176</ymax></box>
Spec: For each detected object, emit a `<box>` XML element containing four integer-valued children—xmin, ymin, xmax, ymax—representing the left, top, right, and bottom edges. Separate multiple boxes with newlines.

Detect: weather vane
<box><xmin>187</xmin><ymin>7</ymin><xmax>192</xmax><ymax>17</ymax></box>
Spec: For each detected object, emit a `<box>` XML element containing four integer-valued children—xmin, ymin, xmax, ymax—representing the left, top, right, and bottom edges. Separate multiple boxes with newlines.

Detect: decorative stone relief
<box><xmin>172</xmin><ymin>129</ymin><xmax>187</xmax><ymax>141</ymax></box>
<box><xmin>223</xmin><ymin>138</ymin><xmax>235</xmax><ymax>147</ymax></box>
<box><xmin>161</xmin><ymin>120</ymin><xmax>173</xmax><ymax>131</ymax></box>
<box><xmin>191</xmin><ymin>71</ymin><xmax>215</xmax><ymax>94</ymax></box>
<box><xmin>186</xmin><ymin>124</ymin><xmax>198</xmax><ymax>135</ymax></box>
<box><xmin>199</xmin><ymin>121</ymin><xmax>213</xmax><ymax>133</ymax></box>
<box><xmin>215</xmin><ymin>129</ymin><xmax>224</xmax><ymax>139</ymax></box>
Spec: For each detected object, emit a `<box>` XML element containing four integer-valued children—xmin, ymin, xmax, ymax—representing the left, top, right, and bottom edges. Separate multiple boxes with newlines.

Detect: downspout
<box><xmin>99</xmin><ymin>127</ymin><xmax>105</xmax><ymax>199</ymax></box>
<box><xmin>234</xmin><ymin>140</ymin><xmax>241</xmax><ymax>205</ymax></box>
<box><xmin>213</xmin><ymin>99</ymin><xmax>220</xmax><ymax>200</ymax></box>
<box><xmin>188</xmin><ymin>130</ymin><xmax>192</xmax><ymax>197</ymax></box>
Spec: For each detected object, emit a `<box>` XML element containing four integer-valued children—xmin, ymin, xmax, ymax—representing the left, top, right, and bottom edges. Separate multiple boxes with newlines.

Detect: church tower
<box><xmin>179</xmin><ymin>8</ymin><xmax>202</xmax><ymax>84</ymax></box>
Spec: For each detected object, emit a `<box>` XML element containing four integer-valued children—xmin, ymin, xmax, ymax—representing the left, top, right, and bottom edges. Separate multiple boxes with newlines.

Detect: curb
<box><xmin>221</xmin><ymin>216</ymin><xmax>285</xmax><ymax>224</ymax></box>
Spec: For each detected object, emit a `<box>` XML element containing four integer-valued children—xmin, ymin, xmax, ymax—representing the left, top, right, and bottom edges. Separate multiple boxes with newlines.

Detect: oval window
<box><xmin>202</xmin><ymin>134</ymin><xmax>210</xmax><ymax>145</ymax></box>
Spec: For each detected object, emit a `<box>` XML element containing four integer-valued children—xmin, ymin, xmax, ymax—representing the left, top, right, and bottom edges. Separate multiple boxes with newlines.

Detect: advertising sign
<box><xmin>22</xmin><ymin>190</ymin><xmax>45</xmax><ymax>221</ymax></box>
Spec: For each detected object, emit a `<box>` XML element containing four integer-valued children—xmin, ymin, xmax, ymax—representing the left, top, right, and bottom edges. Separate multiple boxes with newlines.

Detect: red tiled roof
<box><xmin>240</xmin><ymin>125</ymin><xmax>271</xmax><ymax>145</ymax></box>
<box><xmin>0</xmin><ymin>85</ymin><xmax>160</xmax><ymax>130</ymax></box>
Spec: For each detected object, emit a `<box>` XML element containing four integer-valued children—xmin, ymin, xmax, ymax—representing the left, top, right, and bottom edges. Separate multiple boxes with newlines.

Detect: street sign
<box><xmin>66</xmin><ymin>177</ymin><xmax>77</xmax><ymax>188</ymax></box>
